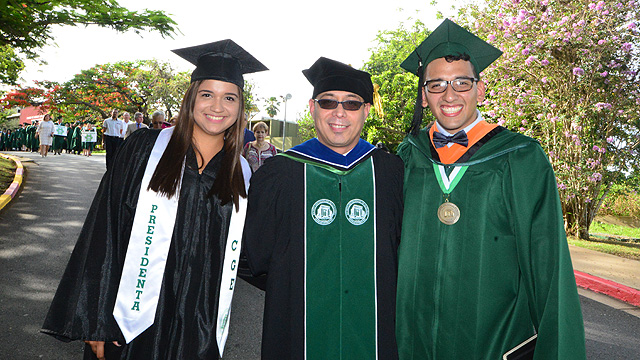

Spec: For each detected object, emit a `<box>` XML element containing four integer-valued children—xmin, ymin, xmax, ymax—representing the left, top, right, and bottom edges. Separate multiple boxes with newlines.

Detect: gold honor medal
<box><xmin>437</xmin><ymin>201</ymin><xmax>460</xmax><ymax>225</ymax></box>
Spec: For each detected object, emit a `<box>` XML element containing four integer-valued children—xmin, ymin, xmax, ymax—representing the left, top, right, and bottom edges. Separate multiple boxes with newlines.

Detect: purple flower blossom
<box><xmin>541</xmin><ymin>77</ymin><xmax>548</xmax><ymax>83</ymax></box>
<box><xmin>519</xmin><ymin>127</ymin><xmax>526</xmax><ymax>132</ymax></box>
<box><xmin>558</xmin><ymin>183</ymin><xmax>567</xmax><ymax>190</ymax></box>
<box><xmin>522</xmin><ymin>119</ymin><xmax>527</xmax><ymax>125</ymax></box>
<box><xmin>525</xmin><ymin>56</ymin><xmax>535</xmax><ymax>65</ymax></box>
<box><xmin>595</xmin><ymin>0</ymin><xmax>605</xmax><ymax>10</ymax></box>
<box><xmin>592</xmin><ymin>172</ymin><xmax>603</xmax><ymax>181</ymax></box>
<box><xmin>536</xmin><ymin>40</ymin><xmax>545</xmax><ymax>47</ymax></box>
<box><xmin>600</xmin><ymin>71</ymin><xmax>608</xmax><ymax>77</ymax></box>
<box><xmin>577</xmin><ymin>20</ymin><xmax>586</xmax><ymax>26</ymax></box>
<box><xmin>551</xmin><ymin>104</ymin><xmax>556</xmax><ymax>108</ymax></box>
<box><xmin>598</xmin><ymin>39</ymin><xmax>606</xmax><ymax>45</ymax></box>
<box><xmin>629</xmin><ymin>23</ymin><xmax>637</xmax><ymax>29</ymax></box>
<box><xmin>606</xmin><ymin>137</ymin><xmax>614</xmax><ymax>143</ymax></box>
<box><xmin>515</xmin><ymin>98</ymin><xmax>524</xmax><ymax>105</ymax></box>
<box><xmin>595</xmin><ymin>102</ymin><xmax>613</xmax><ymax>110</ymax></box>
<box><xmin>622</xmin><ymin>43</ymin><xmax>633</xmax><ymax>51</ymax></box>
<box><xmin>593</xmin><ymin>145</ymin><xmax>600</xmax><ymax>152</ymax></box>
<box><xmin>488</xmin><ymin>34</ymin><xmax>497</xmax><ymax>41</ymax></box>
<box><xmin>497</xmin><ymin>119</ymin><xmax>506</xmax><ymax>126</ymax></box>
<box><xmin>537</xmin><ymin>113</ymin><xmax>544</xmax><ymax>119</ymax></box>
<box><xmin>588</xmin><ymin>2</ymin><xmax>596</xmax><ymax>9</ymax></box>
<box><xmin>573</xmin><ymin>67</ymin><xmax>585</xmax><ymax>76</ymax></box>
<box><xmin>603</xmin><ymin>10</ymin><xmax>609</xmax><ymax>15</ymax></box>
<box><xmin>522</xmin><ymin>48</ymin><xmax>530</xmax><ymax>55</ymax></box>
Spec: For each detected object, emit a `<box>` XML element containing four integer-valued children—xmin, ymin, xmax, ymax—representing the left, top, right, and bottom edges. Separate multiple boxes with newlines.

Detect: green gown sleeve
<box><xmin>507</xmin><ymin>143</ymin><xmax>586</xmax><ymax>359</ymax></box>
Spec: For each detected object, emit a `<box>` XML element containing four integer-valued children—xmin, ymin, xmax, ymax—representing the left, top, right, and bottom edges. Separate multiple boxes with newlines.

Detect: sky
<box><xmin>19</xmin><ymin>0</ymin><xmax>450</xmax><ymax>121</ymax></box>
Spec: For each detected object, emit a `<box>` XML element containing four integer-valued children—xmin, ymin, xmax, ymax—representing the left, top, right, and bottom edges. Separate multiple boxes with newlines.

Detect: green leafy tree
<box><xmin>453</xmin><ymin>0</ymin><xmax>640</xmax><ymax>238</ymax></box>
<box><xmin>363</xmin><ymin>18</ymin><xmax>435</xmax><ymax>151</ymax></box>
<box><xmin>133</xmin><ymin>60</ymin><xmax>190</xmax><ymax>119</ymax></box>
<box><xmin>297</xmin><ymin>108</ymin><xmax>316</xmax><ymax>142</ymax></box>
<box><xmin>0</xmin><ymin>0</ymin><xmax>177</xmax><ymax>84</ymax></box>
<box><xmin>265</xmin><ymin>96</ymin><xmax>281</xmax><ymax>118</ymax></box>
<box><xmin>0</xmin><ymin>45</ymin><xmax>24</xmax><ymax>85</ymax></box>
<box><xmin>244</xmin><ymin>80</ymin><xmax>260</xmax><ymax>122</ymax></box>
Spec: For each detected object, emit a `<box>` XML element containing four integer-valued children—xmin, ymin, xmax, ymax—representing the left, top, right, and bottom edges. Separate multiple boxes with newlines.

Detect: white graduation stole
<box><xmin>113</xmin><ymin>127</ymin><xmax>249</xmax><ymax>356</ymax></box>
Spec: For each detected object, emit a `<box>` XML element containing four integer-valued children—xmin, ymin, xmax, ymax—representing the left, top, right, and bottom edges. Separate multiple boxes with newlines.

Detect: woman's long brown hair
<box><xmin>148</xmin><ymin>79</ymin><xmax>247</xmax><ymax>210</ymax></box>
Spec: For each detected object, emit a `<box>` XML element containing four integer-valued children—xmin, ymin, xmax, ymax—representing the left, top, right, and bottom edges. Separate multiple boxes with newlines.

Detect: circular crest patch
<box><xmin>311</xmin><ymin>199</ymin><xmax>337</xmax><ymax>225</ymax></box>
<box><xmin>345</xmin><ymin>199</ymin><xmax>369</xmax><ymax>225</ymax></box>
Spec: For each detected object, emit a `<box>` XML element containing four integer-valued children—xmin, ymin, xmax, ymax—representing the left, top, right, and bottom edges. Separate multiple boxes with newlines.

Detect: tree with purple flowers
<box><xmin>452</xmin><ymin>0</ymin><xmax>640</xmax><ymax>239</ymax></box>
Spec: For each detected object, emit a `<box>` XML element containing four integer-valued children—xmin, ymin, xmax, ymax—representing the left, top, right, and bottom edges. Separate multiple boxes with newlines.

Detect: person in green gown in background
<box><xmin>66</xmin><ymin>123</ymin><xmax>74</xmax><ymax>153</ymax></box>
<box><xmin>395</xmin><ymin>19</ymin><xmax>586</xmax><ymax>360</ymax></box>
<box><xmin>71</xmin><ymin>121</ymin><xmax>83</xmax><ymax>155</ymax></box>
<box><xmin>52</xmin><ymin>117</ymin><xmax>66</xmax><ymax>155</ymax></box>
<box><xmin>28</xmin><ymin>120</ymin><xmax>40</xmax><ymax>152</ymax></box>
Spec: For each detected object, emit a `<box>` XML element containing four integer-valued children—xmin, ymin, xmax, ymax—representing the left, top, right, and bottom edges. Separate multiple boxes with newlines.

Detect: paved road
<box><xmin>1</xmin><ymin>150</ymin><xmax>638</xmax><ymax>359</ymax></box>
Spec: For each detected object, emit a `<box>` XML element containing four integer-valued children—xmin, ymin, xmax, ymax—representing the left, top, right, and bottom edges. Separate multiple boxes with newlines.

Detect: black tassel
<box><xmin>408</xmin><ymin>64</ymin><xmax>425</xmax><ymax>136</ymax></box>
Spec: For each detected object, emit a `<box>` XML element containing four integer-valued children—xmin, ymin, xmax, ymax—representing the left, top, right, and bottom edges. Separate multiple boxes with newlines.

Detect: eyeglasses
<box><xmin>314</xmin><ymin>98</ymin><xmax>365</xmax><ymax>111</ymax></box>
<box><xmin>423</xmin><ymin>77</ymin><xmax>478</xmax><ymax>93</ymax></box>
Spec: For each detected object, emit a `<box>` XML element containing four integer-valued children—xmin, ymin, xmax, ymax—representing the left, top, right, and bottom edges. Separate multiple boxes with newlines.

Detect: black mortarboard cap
<box><xmin>172</xmin><ymin>39</ymin><xmax>268</xmax><ymax>88</ymax></box>
<box><xmin>303</xmin><ymin>57</ymin><xmax>374</xmax><ymax>104</ymax></box>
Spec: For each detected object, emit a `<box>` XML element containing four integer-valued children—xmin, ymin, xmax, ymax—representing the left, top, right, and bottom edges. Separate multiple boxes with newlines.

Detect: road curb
<box><xmin>0</xmin><ymin>153</ymin><xmax>24</xmax><ymax>212</ymax></box>
<box><xmin>574</xmin><ymin>270</ymin><xmax>640</xmax><ymax>307</ymax></box>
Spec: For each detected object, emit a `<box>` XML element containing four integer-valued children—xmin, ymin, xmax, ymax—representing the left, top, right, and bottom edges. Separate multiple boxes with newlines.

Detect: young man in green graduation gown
<box><xmin>395</xmin><ymin>19</ymin><xmax>586</xmax><ymax>359</ymax></box>
<box><xmin>243</xmin><ymin>57</ymin><xmax>404</xmax><ymax>359</ymax></box>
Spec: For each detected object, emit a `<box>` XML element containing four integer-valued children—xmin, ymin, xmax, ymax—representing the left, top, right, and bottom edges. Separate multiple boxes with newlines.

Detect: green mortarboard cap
<box><xmin>303</xmin><ymin>57</ymin><xmax>374</xmax><ymax>104</ymax></box>
<box><xmin>401</xmin><ymin>18</ymin><xmax>502</xmax><ymax>76</ymax></box>
<box><xmin>172</xmin><ymin>39</ymin><xmax>268</xmax><ymax>88</ymax></box>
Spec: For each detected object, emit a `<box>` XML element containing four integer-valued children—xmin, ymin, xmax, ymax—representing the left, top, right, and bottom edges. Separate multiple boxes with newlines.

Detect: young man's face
<box><xmin>422</xmin><ymin>57</ymin><xmax>485</xmax><ymax>134</ymax></box>
<box><xmin>309</xmin><ymin>90</ymin><xmax>370</xmax><ymax>154</ymax></box>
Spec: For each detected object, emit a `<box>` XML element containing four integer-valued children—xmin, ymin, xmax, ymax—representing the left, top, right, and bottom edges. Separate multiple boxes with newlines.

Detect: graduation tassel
<box><xmin>408</xmin><ymin>63</ymin><xmax>425</xmax><ymax>136</ymax></box>
<box><xmin>373</xmin><ymin>83</ymin><xmax>384</xmax><ymax>119</ymax></box>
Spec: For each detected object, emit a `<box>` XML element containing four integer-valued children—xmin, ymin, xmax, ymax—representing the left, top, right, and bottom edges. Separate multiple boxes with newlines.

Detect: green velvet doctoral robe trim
<box><xmin>280</xmin><ymin>153</ymin><xmax>378</xmax><ymax>360</ymax></box>
<box><xmin>395</xmin><ymin>127</ymin><xmax>586</xmax><ymax>360</ymax></box>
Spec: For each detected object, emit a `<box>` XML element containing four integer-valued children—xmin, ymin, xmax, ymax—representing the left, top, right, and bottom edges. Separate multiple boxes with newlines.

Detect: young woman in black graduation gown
<box><xmin>42</xmin><ymin>40</ymin><xmax>267</xmax><ymax>360</ymax></box>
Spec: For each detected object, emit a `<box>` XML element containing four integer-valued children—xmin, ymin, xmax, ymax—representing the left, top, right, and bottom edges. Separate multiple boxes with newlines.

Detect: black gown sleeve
<box><xmin>242</xmin><ymin>156</ymin><xmax>301</xmax><ymax>280</ymax></box>
<box><xmin>41</xmin><ymin>129</ymin><xmax>160</xmax><ymax>342</ymax></box>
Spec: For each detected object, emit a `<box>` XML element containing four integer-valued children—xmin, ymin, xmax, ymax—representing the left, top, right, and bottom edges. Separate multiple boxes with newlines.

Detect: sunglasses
<box><xmin>314</xmin><ymin>98</ymin><xmax>365</xmax><ymax>111</ymax></box>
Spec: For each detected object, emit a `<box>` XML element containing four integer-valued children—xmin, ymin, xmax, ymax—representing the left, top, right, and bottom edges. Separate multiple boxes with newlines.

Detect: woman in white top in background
<box><xmin>36</xmin><ymin>114</ymin><xmax>55</xmax><ymax>157</ymax></box>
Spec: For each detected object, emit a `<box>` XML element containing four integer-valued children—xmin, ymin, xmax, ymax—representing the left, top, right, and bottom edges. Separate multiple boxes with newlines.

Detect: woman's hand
<box><xmin>84</xmin><ymin>340</ymin><xmax>121</xmax><ymax>360</ymax></box>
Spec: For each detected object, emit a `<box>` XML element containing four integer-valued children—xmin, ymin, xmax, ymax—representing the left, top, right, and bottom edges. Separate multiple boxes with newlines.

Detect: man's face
<box><xmin>422</xmin><ymin>57</ymin><xmax>485</xmax><ymax>134</ymax></box>
<box><xmin>309</xmin><ymin>90</ymin><xmax>370</xmax><ymax>154</ymax></box>
<box><xmin>111</xmin><ymin>110</ymin><xmax>118</xmax><ymax>118</ymax></box>
<box><xmin>123</xmin><ymin>113</ymin><xmax>130</xmax><ymax>122</ymax></box>
<box><xmin>135</xmin><ymin>114</ymin><xmax>143</xmax><ymax>123</ymax></box>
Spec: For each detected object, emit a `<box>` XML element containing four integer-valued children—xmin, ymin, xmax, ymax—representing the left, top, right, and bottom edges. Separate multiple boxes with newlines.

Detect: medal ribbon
<box><xmin>432</xmin><ymin>163</ymin><xmax>468</xmax><ymax>195</ymax></box>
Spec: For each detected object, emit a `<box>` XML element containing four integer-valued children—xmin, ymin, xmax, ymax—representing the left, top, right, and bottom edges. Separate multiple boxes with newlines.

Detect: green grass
<box><xmin>568</xmin><ymin>236</ymin><xmax>640</xmax><ymax>260</ymax></box>
<box><xmin>0</xmin><ymin>156</ymin><xmax>16</xmax><ymax>195</ymax></box>
<box><xmin>590</xmin><ymin>221</ymin><xmax>640</xmax><ymax>239</ymax></box>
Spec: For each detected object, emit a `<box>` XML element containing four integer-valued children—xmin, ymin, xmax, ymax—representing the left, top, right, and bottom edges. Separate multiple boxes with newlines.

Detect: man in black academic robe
<box><xmin>243</xmin><ymin>57</ymin><xmax>403</xmax><ymax>359</ymax></box>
